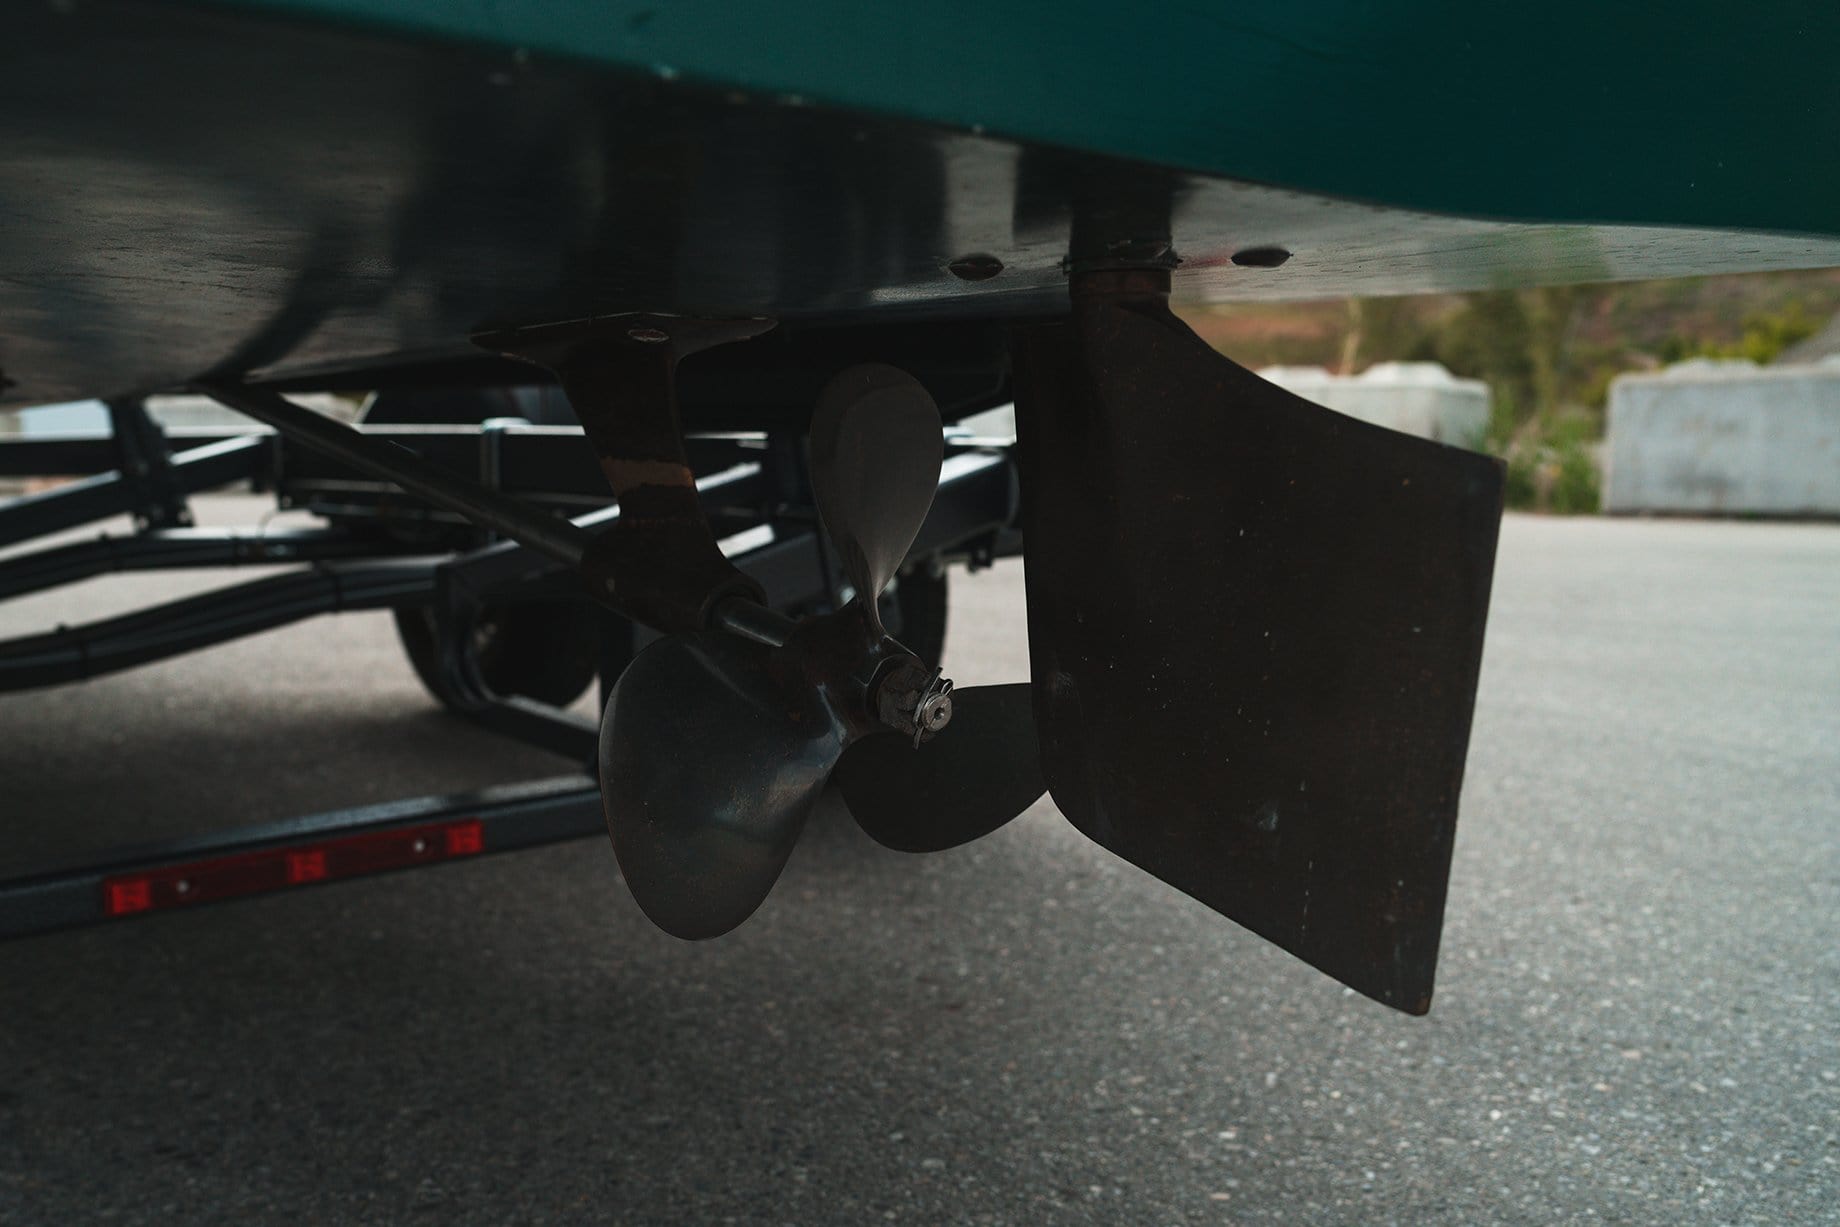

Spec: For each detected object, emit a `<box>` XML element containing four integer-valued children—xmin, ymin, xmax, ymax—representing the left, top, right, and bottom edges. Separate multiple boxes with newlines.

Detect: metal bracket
<box><xmin>107</xmin><ymin>398</ymin><xmax>194</xmax><ymax>530</ymax></box>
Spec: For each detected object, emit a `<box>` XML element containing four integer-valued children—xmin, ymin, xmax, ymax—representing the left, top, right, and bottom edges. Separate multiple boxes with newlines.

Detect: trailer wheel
<box><xmin>395</xmin><ymin>601</ymin><xmax>601</xmax><ymax>712</ymax></box>
<box><xmin>887</xmin><ymin>567</ymin><xmax>948</xmax><ymax>667</ymax></box>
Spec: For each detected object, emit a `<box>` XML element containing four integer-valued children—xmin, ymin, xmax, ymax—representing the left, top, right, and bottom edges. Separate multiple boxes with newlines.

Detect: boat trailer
<box><xmin>0</xmin><ymin>395</ymin><xmax>1018</xmax><ymax>939</ymax></box>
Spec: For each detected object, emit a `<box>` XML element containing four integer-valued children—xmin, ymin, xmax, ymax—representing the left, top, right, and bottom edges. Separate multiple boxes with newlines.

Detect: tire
<box><xmin>886</xmin><ymin>567</ymin><xmax>948</xmax><ymax>666</ymax></box>
<box><xmin>395</xmin><ymin>600</ymin><xmax>602</xmax><ymax>713</ymax></box>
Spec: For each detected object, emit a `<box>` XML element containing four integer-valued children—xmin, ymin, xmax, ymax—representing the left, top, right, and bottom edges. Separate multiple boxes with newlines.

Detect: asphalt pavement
<box><xmin>1</xmin><ymin>500</ymin><xmax>1836</xmax><ymax>1225</ymax></box>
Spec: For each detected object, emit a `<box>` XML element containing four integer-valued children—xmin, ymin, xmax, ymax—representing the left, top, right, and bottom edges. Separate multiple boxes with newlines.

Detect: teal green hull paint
<box><xmin>217</xmin><ymin>0</ymin><xmax>1840</xmax><ymax>237</ymax></box>
<box><xmin>7</xmin><ymin>1</ymin><xmax>1840</xmax><ymax>405</ymax></box>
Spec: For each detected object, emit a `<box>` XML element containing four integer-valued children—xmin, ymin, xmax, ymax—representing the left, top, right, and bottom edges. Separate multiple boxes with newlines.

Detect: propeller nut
<box><xmin>915</xmin><ymin>686</ymin><xmax>954</xmax><ymax>738</ymax></box>
<box><xmin>874</xmin><ymin>660</ymin><xmax>955</xmax><ymax>746</ymax></box>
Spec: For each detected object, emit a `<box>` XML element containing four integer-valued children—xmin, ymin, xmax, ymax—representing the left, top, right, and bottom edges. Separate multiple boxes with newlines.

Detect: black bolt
<box><xmin>1231</xmin><ymin>246</ymin><xmax>1292</xmax><ymax>269</ymax></box>
<box><xmin>946</xmin><ymin>254</ymin><xmax>1004</xmax><ymax>282</ymax></box>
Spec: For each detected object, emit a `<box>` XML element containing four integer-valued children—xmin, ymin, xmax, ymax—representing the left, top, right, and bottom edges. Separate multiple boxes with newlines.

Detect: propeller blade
<box><xmin>835</xmin><ymin>683</ymin><xmax>1045</xmax><ymax>853</ymax></box>
<box><xmin>808</xmin><ymin>364</ymin><xmax>944</xmax><ymax>625</ymax></box>
<box><xmin>1014</xmin><ymin>283</ymin><xmax>1503</xmax><ymax>1014</ymax></box>
<box><xmin>599</xmin><ymin>631</ymin><xmax>848</xmax><ymax>939</ymax></box>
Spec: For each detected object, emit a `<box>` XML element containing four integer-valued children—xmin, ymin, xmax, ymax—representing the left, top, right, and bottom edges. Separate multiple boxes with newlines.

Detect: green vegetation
<box><xmin>1657</xmin><ymin>300</ymin><xmax>1820</xmax><ymax>365</ymax></box>
<box><xmin>1497</xmin><ymin>407</ymin><xmax>1601</xmax><ymax>516</ymax></box>
<box><xmin>1180</xmin><ymin>269</ymin><xmax>1840</xmax><ymax>514</ymax></box>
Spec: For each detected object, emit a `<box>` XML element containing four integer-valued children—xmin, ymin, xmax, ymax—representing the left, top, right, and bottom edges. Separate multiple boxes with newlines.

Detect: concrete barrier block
<box><xmin>1257</xmin><ymin>362</ymin><xmax>1490</xmax><ymax>449</ymax></box>
<box><xmin>1606</xmin><ymin>359</ymin><xmax>1840</xmax><ymax>516</ymax></box>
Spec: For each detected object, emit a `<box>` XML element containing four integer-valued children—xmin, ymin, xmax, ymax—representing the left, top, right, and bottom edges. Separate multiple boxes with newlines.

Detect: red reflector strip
<box><xmin>444</xmin><ymin>822</ymin><xmax>483</xmax><ymax>855</ymax></box>
<box><xmin>100</xmin><ymin>818</ymin><xmax>487</xmax><ymax>917</ymax></box>
<box><xmin>105</xmin><ymin>879</ymin><xmax>153</xmax><ymax>916</ymax></box>
<box><xmin>286</xmin><ymin>850</ymin><xmax>327</xmax><ymax>884</ymax></box>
